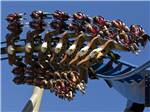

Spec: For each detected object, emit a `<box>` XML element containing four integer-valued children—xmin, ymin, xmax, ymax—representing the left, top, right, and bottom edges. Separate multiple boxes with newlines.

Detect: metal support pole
<box><xmin>22</xmin><ymin>86</ymin><xmax>44</xmax><ymax>112</ymax></box>
<box><xmin>145</xmin><ymin>70</ymin><xmax>150</xmax><ymax>107</ymax></box>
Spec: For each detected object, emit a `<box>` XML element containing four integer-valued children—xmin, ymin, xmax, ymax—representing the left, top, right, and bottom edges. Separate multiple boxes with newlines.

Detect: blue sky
<box><xmin>1</xmin><ymin>1</ymin><xmax>150</xmax><ymax>112</ymax></box>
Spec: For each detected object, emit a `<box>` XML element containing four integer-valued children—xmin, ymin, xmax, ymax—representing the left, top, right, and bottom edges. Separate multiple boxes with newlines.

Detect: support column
<box><xmin>22</xmin><ymin>86</ymin><xmax>44</xmax><ymax>112</ymax></box>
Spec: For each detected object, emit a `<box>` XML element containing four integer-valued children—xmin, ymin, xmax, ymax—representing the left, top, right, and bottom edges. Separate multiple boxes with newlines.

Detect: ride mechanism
<box><xmin>1</xmin><ymin>10</ymin><xmax>150</xmax><ymax>112</ymax></box>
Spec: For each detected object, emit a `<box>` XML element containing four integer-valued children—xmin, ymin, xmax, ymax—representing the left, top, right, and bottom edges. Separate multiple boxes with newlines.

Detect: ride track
<box><xmin>1</xmin><ymin>10</ymin><xmax>150</xmax><ymax>112</ymax></box>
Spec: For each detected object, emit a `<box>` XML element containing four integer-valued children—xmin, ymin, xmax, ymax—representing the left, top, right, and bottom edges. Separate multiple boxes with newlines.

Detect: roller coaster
<box><xmin>1</xmin><ymin>10</ymin><xmax>150</xmax><ymax>112</ymax></box>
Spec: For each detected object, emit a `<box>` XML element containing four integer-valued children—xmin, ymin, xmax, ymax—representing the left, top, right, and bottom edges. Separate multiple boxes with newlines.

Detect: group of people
<box><xmin>6</xmin><ymin>11</ymin><xmax>87</xmax><ymax>100</ymax></box>
<box><xmin>12</xmin><ymin>62</ymin><xmax>86</xmax><ymax>100</ymax></box>
<box><xmin>6</xmin><ymin>10</ymin><xmax>150</xmax><ymax>53</ymax></box>
<box><xmin>5</xmin><ymin>10</ymin><xmax>150</xmax><ymax>100</ymax></box>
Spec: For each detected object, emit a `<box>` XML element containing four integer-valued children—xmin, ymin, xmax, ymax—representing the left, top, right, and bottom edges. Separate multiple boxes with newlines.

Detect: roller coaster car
<box><xmin>1</xmin><ymin>11</ymin><xmax>150</xmax><ymax>111</ymax></box>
